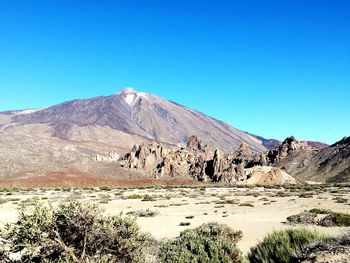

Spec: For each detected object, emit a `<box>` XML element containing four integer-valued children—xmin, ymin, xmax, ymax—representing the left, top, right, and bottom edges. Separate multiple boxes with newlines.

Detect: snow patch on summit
<box><xmin>124</xmin><ymin>93</ymin><xmax>137</xmax><ymax>105</ymax></box>
<box><xmin>118</xmin><ymin>87</ymin><xmax>149</xmax><ymax>106</ymax></box>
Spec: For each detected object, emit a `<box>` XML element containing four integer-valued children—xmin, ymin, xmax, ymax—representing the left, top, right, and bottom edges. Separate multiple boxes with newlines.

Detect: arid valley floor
<box><xmin>1</xmin><ymin>185</ymin><xmax>349</xmax><ymax>254</ymax></box>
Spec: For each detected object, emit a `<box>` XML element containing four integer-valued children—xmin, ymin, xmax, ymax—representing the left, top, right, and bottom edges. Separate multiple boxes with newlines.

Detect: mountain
<box><xmin>257</xmin><ymin>136</ymin><xmax>349</xmax><ymax>183</ymax></box>
<box><xmin>1</xmin><ymin>87</ymin><xmax>341</xmax><ymax>186</ymax></box>
<box><xmin>1</xmin><ymin>88</ymin><xmax>269</xmax><ymax>153</ymax></box>
<box><xmin>0</xmin><ymin>87</ymin><xmax>275</xmax><ymax>185</ymax></box>
<box><xmin>293</xmin><ymin>136</ymin><xmax>350</xmax><ymax>183</ymax></box>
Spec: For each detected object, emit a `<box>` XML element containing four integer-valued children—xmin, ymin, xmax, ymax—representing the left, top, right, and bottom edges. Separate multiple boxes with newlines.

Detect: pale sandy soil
<box><xmin>0</xmin><ymin>186</ymin><xmax>349</xmax><ymax>254</ymax></box>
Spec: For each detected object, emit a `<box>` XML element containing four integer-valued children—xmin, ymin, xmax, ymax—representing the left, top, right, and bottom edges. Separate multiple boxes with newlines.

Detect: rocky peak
<box><xmin>280</xmin><ymin>136</ymin><xmax>301</xmax><ymax>151</ymax></box>
<box><xmin>258</xmin><ymin>136</ymin><xmax>317</xmax><ymax>168</ymax></box>
<box><xmin>331</xmin><ymin>136</ymin><xmax>350</xmax><ymax>147</ymax></box>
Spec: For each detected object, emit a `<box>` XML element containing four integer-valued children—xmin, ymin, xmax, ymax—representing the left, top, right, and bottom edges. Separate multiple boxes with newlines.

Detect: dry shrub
<box><xmin>1</xmin><ymin>201</ymin><xmax>150</xmax><ymax>263</ymax></box>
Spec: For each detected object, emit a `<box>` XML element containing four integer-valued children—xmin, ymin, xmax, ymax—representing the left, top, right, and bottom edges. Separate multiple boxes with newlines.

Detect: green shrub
<box><xmin>239</xmin><ymin>202</ymin><xmax>254</xmax><ymax>207</ymax></box>
<box><xmin>127</xmin><ymin>194</ymin><xmax>144</xmax><ymax>199</ymax></box>
<box><xmin>215</xmin><ymin>199</ymin><xmax>238</xmax><ymax>205</ymax></box>
<box><xmin>1</xmin><ymin>200</ymin><xmax>150</xmax><ymax>262</ymax></box>
<box><xmin>158</xmin><ymin>223</ymin><xmax>245</xmax><ymax>263</ymax></box>
<box><xmin>309</xmin><ymin>208</ymin><xmax>330</xmax><ymax>214</ymax></box>
<box><xmin>127</xmin><ymin>209</ymin><xmax>159</xmax><ymax>218</ymax></box>
<box><xmin>248</xmin><ymin>228</ymin><xmax>327</xmax><ymax>263</ymax></box>
<box><xmin>141</xmin><ymin>194</ymin><xmax>157</xmax><ymax>201</ymax></box>
<box><xmin>319</xmin><ymin>212</ymin><xmax>350</xmax><ymax>227</ymax></box>
<box><xmin>298</xmin><ymin>193</ymin><xmax>313</xmax><ymax>198</ymax></box>
<box><xmin>99</xmin><ymin>186</ymin><xmax>112</xmax><ymax>191</ymax></box>
<box><xmin>99</xmin><ymin>194</ymin><xmax>111</xmax><ymax>204</ymax></box>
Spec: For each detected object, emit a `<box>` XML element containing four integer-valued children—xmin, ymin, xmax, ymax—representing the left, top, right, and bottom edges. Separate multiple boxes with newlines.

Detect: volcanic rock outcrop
<box><xmin>293</xmin><ymin>136</ymin><xmax>350</xmax><ymax>182</ymax></box>
<box><xmin>255</xmin><ymin>136</ymin><xmax>350</xmax><ymax>183</ymax></box>
<box><xmin>121</xmin><ymin>135</ymin><xmax>297</xmax><ymax>184</ymax></box>
<box><xmin>257</xmin><ymin>136</ymin><xmax>319</xmax><ymax>175</ymax></box>
<box><xmin>121</xmin><ymin>136</ymin><xmax>212</xmax><ymax>180</ymax></box>
<box><xmin>121</xmin><ymin>141</ymin><xmax>168</xmax><ymax>171</ymax></box>
<box><xmin>259</xmin><ymin>136</ymin><xmax>313</xmax><ymax>165</ymax></box>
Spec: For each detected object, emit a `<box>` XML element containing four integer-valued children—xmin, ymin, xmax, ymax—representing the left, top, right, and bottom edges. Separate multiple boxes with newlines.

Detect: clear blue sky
<box><xmin>0</xmin><ymin>1</ymin><xmax>349</xmax><ymax>144</ymax></box>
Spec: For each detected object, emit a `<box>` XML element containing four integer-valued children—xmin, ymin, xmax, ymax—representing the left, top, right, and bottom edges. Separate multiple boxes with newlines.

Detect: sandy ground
<box><xmin>0</xmin><ymin>186</ymin><xmax>349</xmax><ymax>254</ymax></box>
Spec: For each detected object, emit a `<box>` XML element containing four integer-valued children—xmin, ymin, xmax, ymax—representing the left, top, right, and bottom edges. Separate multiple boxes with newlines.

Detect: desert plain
<box><xmin>0</xmin><ymin>184</ymin><xmax>349</xmax><ymax>254</ymax></box>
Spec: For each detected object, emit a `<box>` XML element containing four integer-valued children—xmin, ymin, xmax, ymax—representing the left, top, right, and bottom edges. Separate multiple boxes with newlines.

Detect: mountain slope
<box><xmin>3</xmin><ymin>88</ymin><xmax>269</xmax><ymax>153</ymax></box>
<box><xmin>294</xmin><ymin>136</ymin><xmax>350</xmax><ymax>182</ymax></box>
<box><xmin>256</xmin><ymin>136</ymin><xmax>349</xmax><ymax>183</ymax></box>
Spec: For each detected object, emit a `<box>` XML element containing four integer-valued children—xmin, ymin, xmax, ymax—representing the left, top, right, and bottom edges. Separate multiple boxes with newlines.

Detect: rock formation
<box><xmin>92</xmin><ymin>151</ymin><xmax>120</xmax><ymax>162</ymax></box>
<box><xmin>119</xmin><ymin>134</ymin><xmax>348</xmax><ymax>184</ymax></box>
<box><xmin>120</xmin><ymin>135</ymin><xmax>298</xmax><ymax>185</ymax></box>
<box><xmin>292</xmin><ymin>136</ymin><xmax>350</xmax><ymax>182</ymax></box>
<box><xmin>255</xmin><ymin>136</ymin><xmax>319</xmax><ymax>176</ymax></box>
<box><xmin>186</xmin><ymin>135</ymin><xmax>203</xmax><ymax>151</ymax></box>
<box><xmin>251</xmin><ymin>136</ymin><xmax>350</xmax><ymax>183</ymax></box>
<box><xmin>259</xmin><ymin>136</ymin><xmax>310</xmax><ymax>165</ymax></box>
<box><xmin>120</xmin><ymin>141</ymin><xmax>168</xmax><ymax>171</ymax></box>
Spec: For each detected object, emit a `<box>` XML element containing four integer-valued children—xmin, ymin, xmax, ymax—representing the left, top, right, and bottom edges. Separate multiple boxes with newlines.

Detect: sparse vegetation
<box><xmin>333</xmin><ymin>197</ymin><xmax>348</xmax><ymax>203</ymax></box>
<box><xmin>127</xmin><ymin>209</ymin><xmax>159</xmax><ymax>218</ymax></box>
<box><xmin>169</xmin><ymin>202</ymin><xmax>189</xmax><ymax>206</ymax></box>
<box><xmin>99</xmin><ymin>194</ymin><xmax>111</xmax><ymax>204</ymax></box>
<box><xmin>126</xmin><ymin>194</ymin><xmax>144</xmax><ymax>199</ymax></box>
<box><xmin>215</xmin><ymin>199</ymin><xmax>238</xmax><ymax>205</ymax></box>
<box><xmin>0</xmin><ymin>185</ymin><xmax>349</xmax><ymax>262</ymax></box>
<box><xmin>309</xmin><ymin>208</ymin><xmax>330</xmax><ymax>214</ymax></box>
<box><xmin>141</xmin><ymin>194</ymin><xmax>157</xmax><ymax>201</ymax></box>
<box><xmin>239</xmin><ymin>202</ymin><xmax>254</xmax><ymax>207</ymax></box>
<box><xmin>99</xmin><ymin>186</ymin><xmax>112</xmax><ymax>191</ymax></box>
<box><xmin>298</xmin><ymin>193</ymin><xmax>314</xmax><ymax>198</ymax></box>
